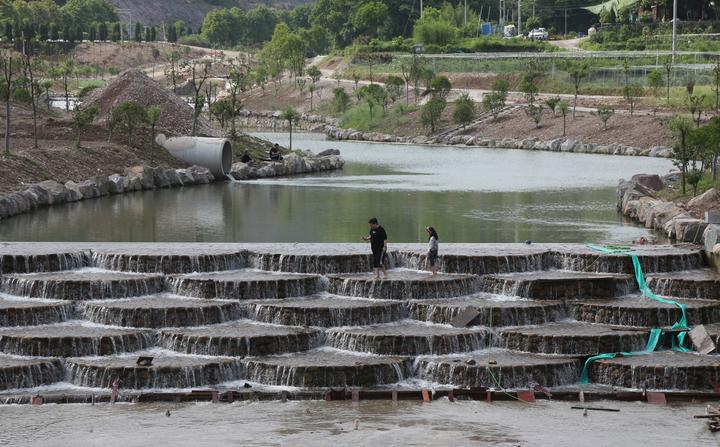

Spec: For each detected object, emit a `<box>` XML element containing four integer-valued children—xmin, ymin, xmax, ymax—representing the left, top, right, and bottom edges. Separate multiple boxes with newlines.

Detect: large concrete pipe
<box><xmin>156</xmin><ymin>134</ymin><xmax>233</xmax><ymax>178</ymax></box>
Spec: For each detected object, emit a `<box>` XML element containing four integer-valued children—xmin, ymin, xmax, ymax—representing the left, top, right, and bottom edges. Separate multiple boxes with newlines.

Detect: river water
<box><xmin>0</xmin><ymin>399</ymin><xmax>713</xmax><ymax>446</ymax></box>
<box><xmin>0</xmin><ymin>133</ymin><xmax>673</xmax><ymax>243</ymax></box>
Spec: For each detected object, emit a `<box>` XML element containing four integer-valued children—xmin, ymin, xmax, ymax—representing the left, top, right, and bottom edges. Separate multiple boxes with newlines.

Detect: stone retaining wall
<box><xmin>230</xmin><ymin>151</ymin><xmax>344</xmax><ymax>180</ymax></box>
<box><xmin>616</xmin><ymin>173</ymin><xmax>708</xmax><ymax>243</ymax></box>
<box><xmin>238</xmin><ymin>111</ymin><xmax>337</xmax><ymax>133</ymax></box>
<box><xmin>0</xmin><ymin>165</ymin><xmax>216</xmax><ymax>222</ymax></box>
<box><xmin>327</xmin><ymin>126</ymin><xmax>673</xmax><ymax>158</ymax></box>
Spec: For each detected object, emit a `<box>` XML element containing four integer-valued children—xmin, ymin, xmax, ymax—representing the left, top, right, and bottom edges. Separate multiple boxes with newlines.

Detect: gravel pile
<box><xmin>82</xmin><ymin>69</ymin><xmax>218</xmax><ymax>137</ymax></box>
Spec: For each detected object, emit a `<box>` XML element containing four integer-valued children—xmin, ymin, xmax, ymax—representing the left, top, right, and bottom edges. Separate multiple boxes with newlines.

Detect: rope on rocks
<box><xmin>579</xmin><ymin>244</ymin><xmax>691</xmax><ymax>384</ymax></box>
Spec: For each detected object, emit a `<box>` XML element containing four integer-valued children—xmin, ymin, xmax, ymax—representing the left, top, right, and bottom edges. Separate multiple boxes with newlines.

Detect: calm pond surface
<box><xmin>0</xmin><ymin>133</ymin><xmax>673</xmax><ymax>243</ymax></box>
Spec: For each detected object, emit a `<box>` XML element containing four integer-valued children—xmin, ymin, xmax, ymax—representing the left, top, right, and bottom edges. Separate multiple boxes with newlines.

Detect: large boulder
<box><xmin>64</xmin><ymin>181</ymin><xmax>83</xmax><ymax>202</ymax></box>
<box><xmin>164</xmin><ymin>169</ymin><xmax>183</xmax><ymax>187</ymax></box>
<box><xmin>23</xmin><ymin>184</ymin><xmax>50</xmax><ymax>207</ymax></box>
<box><xmin>93</xmin><ymin>175</ymin><xmax>111</xmax><ymax>196</ymax></box>
<box><xmin>152</xmin><ymin>167</ymin><xmax>171</xmax><ymax>188</ymax></box>
<box><xmin>176</xmin><ymin>169</ymin><xmax>195</xmax><ymax>185</ymax></box>
<box><xmin>230</xmin><ymin>163</ymin><xmax>250</xmax><ymax>180</ymax></box>
<box><xmin>630</xmin><ymin>174</ymin><xmax>664</xmax><ymax>192</ymax></box>
<box><xmin>317</xmin><ymin>148</ymin><xmax>340</xmax><ymax>157</ymax></box>
<box><xmin>187</xmin><ymin>165</ymin><xmax>214</xmax><ymax>184</ymax></box>
<box><xmin>283</xmin><ymin>153</ymin><xmax>305</xmax><ymax>175</ymax></box>
<box><xmin>108</xmin><ymin>174</ymin><xmax>125</xmax><ymax>194</ymax></box>
<box><xmin>77</xmin><ymin>179</ymin><xmax>101</xmax><ymax>199</ymax></box>
<box><xmin>0</xmin><ymin>194</ymin><xmax>21</xmax><ymax>218</ymax></box>
<box><xmin>674</xmin><ymin>218</ymin><xmax>708</xmax><ymax>243</ymax></box>
<box><xmin>36</xmin><ymin>180</ymin><xmax>67</xmax><ymax>205</ymax></box>
<box><xmin>124</xmin><ymin>165</ymin><xmax>155</xmax><ymax>190</ymax></box>
<box><xmin>688</xmin><ymin>188</ymin><xmax>720</xmax><ymax>210</ymax></box>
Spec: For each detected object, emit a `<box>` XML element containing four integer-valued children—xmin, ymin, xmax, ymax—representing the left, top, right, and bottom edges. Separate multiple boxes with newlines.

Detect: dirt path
<box><xmin>548</xmin><ymin>37</ymin><xmax>587</xmax><ymax>51</ymax></box>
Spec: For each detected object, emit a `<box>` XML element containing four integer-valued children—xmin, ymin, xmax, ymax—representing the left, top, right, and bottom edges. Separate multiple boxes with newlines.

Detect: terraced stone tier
<box><xmin>0</xmin><ymin>245</ymin><xmax>88</xmax><ymax>274</ymax></box>
<box><xmin>398</xmin><ymin>245</ymin><xmax>551</xmax><ymax>275</ymax></box>
<box><xmin>554</xmin><ymin>246</ymin><xmax>705</xmax><ymax>274</ymax></box>
<box><xmin>326</xmin><ymin>321</ymin><xmax>488</xmax><ymax>355</ymax></box>
<box><xmin>83</xmin><ymin>295</ymin><xmax>243</xmax><ymax>328</ymax></box>
<box><xmin>327</xmin><ymin>271</ymin><xmax>479</xmax><ymax>300</ymax></box>
<box><xmin>243</xmin><ymin>350</ymin><xmax>411</xmax><ymax>387</ymax></box>
<box><xmin>248</xmin><ymin>295</ymin><xmax>405</xmax><ymax>327</ymax></box>
<box><xmin>0</xmin><ymin>271</ymin><xmax>164</xmax><ymax>300</ymax></box>
<box><xmin>0</xmin><ymin>323</ymin><xmax>155</xmax><ymax>357</ymax></box>
<box><xmin>646</xmin><ymin>270</ymin><xmax>720</xmax><ymax>300</ymax></box>
<box><xmin>590</xmin><ymin>351</ymin><xmax>720</xmax><ymax>390</ymax></box>
<box><xmin>65</xmin><ymin>354</ymin><xmax>244</xmax><ymax>389</ymax></box>
<box><xmin>483</xmin><ymin>271</ymin><xmax>635</xmax><ymax>300</ymax></box>
<box><xmin>0</xmin><ymin>356</ymin><xmax>64</xmax><ymax>391</ymax></box>
<box><xmin>499</xmin><ymin>322</ymin><xmax>648</xmax><ymax>355</ymax></box>
<box><xmin>416</xmin><ymin>351</ymin><xmax>580</xmax><ymax>388</ymax></box>
<box><xmin>160</xmin><ymin>321</ymin><xmax>321</xmax><ymax>356</ymax></box>
<box><xmin>91</xmin><ymin>245</ymin><xmax>246</xmax><ymax>273</ymax></box>
<box><xmin>409</xmin><ymin>295</ymin><xmax>562</xmax><ymax>327</ymax></box>
<box><xmin>0</xmin><ymin>298</ymin><xmax>72</xmax><ymax>326</ymax></box>
<box><xmin>251</xmin><ymin>253</ymin><xmax>381</xmax><ymax>274</ymax></box>
<box><xmin>168</xmin><ymin>271</ymin><xmax>321</xmax><ymax>300</ymax></box>
<box><xmin>571</xmin><ymin>296</ymin><xmax>720</xmax><ymax>327</ymax></box>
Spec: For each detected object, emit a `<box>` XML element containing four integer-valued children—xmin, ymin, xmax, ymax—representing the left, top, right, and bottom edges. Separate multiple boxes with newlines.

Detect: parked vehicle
<box><xmin>503</xmin><ymin>24</ymin><xmax>516</xmax><ymax>38</ymax></box>
<box><xmin>528</xmin><ymin>28</ymin><xmax>549</xmax><ymax>40</ymax></box>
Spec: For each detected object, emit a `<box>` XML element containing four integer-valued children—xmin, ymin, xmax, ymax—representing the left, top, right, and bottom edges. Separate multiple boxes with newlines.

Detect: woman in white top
<box><xmin>426</xmin><ymin>226</ymin><xmax>439</xmax><ymax>276</ymax></box>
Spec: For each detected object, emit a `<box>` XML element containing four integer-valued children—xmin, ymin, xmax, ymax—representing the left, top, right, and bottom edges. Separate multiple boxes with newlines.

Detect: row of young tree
<box><xmin>670</xmin><ymin>115</ymin><xmax>720</xmax><ymax>197</ymax></box>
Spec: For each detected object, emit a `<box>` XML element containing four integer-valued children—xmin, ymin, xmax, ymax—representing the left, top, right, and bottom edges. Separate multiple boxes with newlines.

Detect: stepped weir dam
<box><xmin>0</xmin><ymin>241</ymin><xmax>718</xmax><ymax>402</ymax></box>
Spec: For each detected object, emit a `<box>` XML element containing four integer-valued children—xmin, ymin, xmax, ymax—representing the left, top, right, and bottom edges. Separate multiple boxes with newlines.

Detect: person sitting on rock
<box><xmin>269</xmin><ymin>144</ymin><xmax>283</xmax><ymax>161</ymax></box>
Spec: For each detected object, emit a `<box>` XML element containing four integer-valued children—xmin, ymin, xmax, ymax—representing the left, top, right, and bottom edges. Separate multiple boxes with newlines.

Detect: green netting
<box><xmin>584</xmin><ymin>0</ymin><xmax>639</xmax><ymax>15</ymax></box>
<box><xmin>579</xmin><ymin>244</ymin><xmax>690</xmax><ymax>384</ymax></box>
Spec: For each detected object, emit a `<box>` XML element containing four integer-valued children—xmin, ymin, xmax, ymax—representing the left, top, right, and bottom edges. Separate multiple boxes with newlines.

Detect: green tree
<box><xmin>73</xmin><ymin>106</ymin><xmax>98</xmax><ymax>148</ymax></box>
<box><xmin>482</xmin><ymin>79</ymin><xmax>509</xmax><ymax>121</ymax></box>
<box><xmin>352</xmin><ymin>1</ymin><xmax>389</xmax><ymax>39</ymax></box>
<box><xmin>669</xmin><ymin>115</ymin><xmax>695</xmax><ymax>195</ymax></box>
<box><xmin>623</xmin><ymin>83</ymin><xmax>643</xmax><ymax>115</ymax></box>
<box><xmin>713</xmin><ymin>59</ymin><xmax>720</xmax><ymax>111</ymax></box>
<box><xmin>146</xmin><ymin>106</ymin><xmax>161</xmax><ymax>165</ymax></box>
<box><xmin>186</xmin><ymin>60</ymin><xmax>211</xmax><ymax>136</ymax></box>
<box><xmin>252</xmin><ymin>67</ymin><xmax>268</xmax><ymax>96</ymax></box>
<box><xmin>98</xmin><ymin>22</ymin><xmax>107</xmax><ymax>41</ymax></box>
<box><xmin>593</xmin><ymin>106</ymin><xmax>615</xmax><ymax>130</ymax></box>
<box><xmin>40</xmin><ymin>79</ymin><xmax>53</xmax><ymax>110</ymax></box>
<box><xmin>563</xmin><ymin>61</ymin><xmax>588</xmax><ymax>119</ymax></box>
<box><xmin>558</xmin><ymin>100</ymin><xmax>569</xmax><ymax>136</ymax></box>
<box><xmin>332</xmin><ymin>87</ymin><xmax>350</xmax><ymax>113</ymax></box>
<box><xmin>111</xmin><ymin>101</ymin><xmax>147</xmax><ymax>146</ymax></box>
<box><xmin>687</xmin><ymin>94</ymin><xmax>706</xmax><ymax>128</ymax></box>
<box><xmin>430</xmin><ymin>75</ymin><xmax>452</xmax><ymax>98</ymax></box>
<box><xmin>413</xmin><ymin>7</ymin><xmax>456</xmax><ymax>46</ymax></box>
<box><xmin>281</xmin><ymin>105</ymin><xmax>301</xmax><ymax>150</ymax></box>
<box><xmin>210</xmin><ymin>98</ymin><xmax>233</xmax><ymax>130</ymax></box>
<box><xmin>358</xmin><ymin>83</ymin><xmax>386</xmax><ymax>119</ymax></box>
<box><xmin>545</xmin><ymin>96</ymin><xmax>560</xmax><ymax>116</ymax></box>
<box><xmin>421</xmin><ymin>95</ymin><xmax>446</xmax><ymax>133</ymax></box>
<box><xmin>51</xmin><ymin>59</ymin><xmax>74</xmax><ymax>112</ymax></box>
<box><xmin>134</xmin><ymin>21</ymin><xmax>142</xmax><ymax>42</ymax></box>
<box><xmin>384</xmin><ymin>75</ymin><xmax>404</xmax><ymax>103</ymax></box>
<box><xmin>453</xmin><ymin>93</ymin><xmax>475</xmax><ymax>128</ymax></box>
<box><xmin>525</xmin><ymin>104</ymin><xmax>544</xmax><ymax>128</ymax></box>
<box><xmin>306</xmin><ymin>65</ymin><xmax>321</xmax><ymax>84</ymax></box>
<box><xmin>646</xmin><ymin>69</ymin><xmax>664</xmax><ymax>97</ymax></box>
<box><xmin>0</xmin><ymin>51</ymin><xmax>18</xmax><ymax>155</ymax></box>
<box><xmin>518</xmin><ymin>62</ymin><xmax>544</xmax><ymax>105</ymax></box>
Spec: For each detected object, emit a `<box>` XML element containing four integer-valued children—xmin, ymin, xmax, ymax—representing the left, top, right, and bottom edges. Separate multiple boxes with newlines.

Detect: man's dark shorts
<box><xmin>372</xmin><ymin>250</ymin><xmax>385</xmax><ymax>268</ymax></box>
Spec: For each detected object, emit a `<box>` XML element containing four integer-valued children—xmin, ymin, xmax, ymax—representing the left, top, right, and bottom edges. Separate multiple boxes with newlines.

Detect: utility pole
<box><xmin>518</xmin><ymin>0</ymin><xmax>521</xmax><ymax>36</ymax></box>
<box><xmin>420</xmin><ymin>0</ymin><xmax>423</xmax><ymax>19</ymax></box>
<box><xmin>464</xmin><ymin>0</ymin><xmax>468</xmax><ymax>25</ymax></box>
<box><xmin>565</xmin><ymin>8</ymin><xmax>568</xmax><ymax>35</ymax></box>
<box><xmin>671</xmin><ymin>0</ymin><xmax>677</xmax><ymax>63</ymax></box>
<box><xmin>499</xmin><ymin>0</ymin><xmax>505</xmax><ymax>26</ymax></box>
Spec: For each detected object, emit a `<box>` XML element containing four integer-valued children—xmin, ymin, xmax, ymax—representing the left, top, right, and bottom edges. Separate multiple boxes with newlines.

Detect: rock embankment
<box><xmin>230</xmin><ymin>151</ymin><xmax>344</xmax><ymax>180</ymax></box>
<box><xmin>327</xmin><ymin>126</ymin><xmax>673</xmax><ymax>158</ymax></box>
<box><xmin>238</xmin><ymin>111</ymin><xmax>337</xmax><ymax>133</ymax></box>
<box><xmin>616</xmin><ymin>174</ymin><xmax>709</xmax><ymax>243</ymax></box>
<box><xmin>0</xmin><ymin>165</ymin><xmax>215</xmax><ymax>222</ymax></box>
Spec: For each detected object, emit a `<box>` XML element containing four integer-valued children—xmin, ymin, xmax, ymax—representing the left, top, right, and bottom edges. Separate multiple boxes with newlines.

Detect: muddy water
<box><xmin>0</xmin><ymin>400</ymin><xmax>713</xmax><ymax>446</ymax></box>
<box><xmin>0</xmin><ymin>133</ymin><xmax>673</xmax><ymax>243</ymax></box>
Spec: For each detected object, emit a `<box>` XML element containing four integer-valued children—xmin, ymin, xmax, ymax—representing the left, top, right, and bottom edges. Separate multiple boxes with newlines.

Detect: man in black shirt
<box><xmin>362</xmin><ymin>217</ymin><xmax>388</xmax><ymax>280</ymax></box>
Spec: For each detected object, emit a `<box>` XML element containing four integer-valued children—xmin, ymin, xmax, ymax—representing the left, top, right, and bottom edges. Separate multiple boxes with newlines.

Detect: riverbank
<box><xmin>240</xmin><ymin>110</ymin><xmax>674</xmax><ymax>158</ymax></box>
